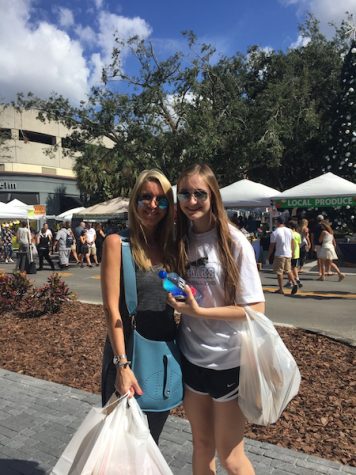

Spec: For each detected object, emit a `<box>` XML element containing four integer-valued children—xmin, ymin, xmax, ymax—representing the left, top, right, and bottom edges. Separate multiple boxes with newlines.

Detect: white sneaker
<box><xmin>8</xmin><ymin>258</ymin><xmax>14</xmax><ymax>263</ymax></box>
<box><xmin>5</xmin><ymin>258</ymin><xmax>8</xmax><ymax>263</ymax></box>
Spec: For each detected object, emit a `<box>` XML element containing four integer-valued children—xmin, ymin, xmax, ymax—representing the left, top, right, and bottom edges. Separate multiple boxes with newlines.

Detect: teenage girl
<box><xmin>168</xmin><ymin>164</ymin><xmax>265</xmax><ymax>475</ymax></box>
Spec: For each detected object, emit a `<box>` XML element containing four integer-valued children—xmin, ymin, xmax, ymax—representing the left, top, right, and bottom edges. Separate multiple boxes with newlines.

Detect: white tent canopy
<box><xmin>272</xmin><ymin>173</ymin><xmax>356</xmax><ymax>208</ymax></box>
<box><xmin>0</xmin><ymin>202</ymin><xmax>29</xmax><ymax>219</ymax></box>
<box><xmin>74</xmin><ymin>197</ymin><xmax>129</xmax><ymax>220</ymax></box>
<box><xmin>55</xmin><ymin>206</ymin><xmax>86</xmax><ymax>221</ymax></box>
<box><xmin>220</xmin><ymin>179</ymin><xmax>281</xmax><ymax>208</ymax></box>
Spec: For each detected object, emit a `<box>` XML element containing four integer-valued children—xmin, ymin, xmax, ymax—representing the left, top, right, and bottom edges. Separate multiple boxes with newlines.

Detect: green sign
<box><xmin>275</xmin><ymin>196</ymin><xmax>356</xmax><ymax>209</ymax></box>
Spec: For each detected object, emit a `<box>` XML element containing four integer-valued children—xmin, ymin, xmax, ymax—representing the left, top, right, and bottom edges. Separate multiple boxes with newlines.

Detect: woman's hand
<box><xmin>167</xmin><ymin>285</ymin><xmax>202</xmax><ymax>318</ymax></box>
<box><xmin>115</xmin><ymin>366</ymin><xmax>143</xmax><ymax>398</ymax></box>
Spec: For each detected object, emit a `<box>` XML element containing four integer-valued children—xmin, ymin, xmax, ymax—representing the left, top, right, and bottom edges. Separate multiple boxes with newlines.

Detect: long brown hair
<box><xmin>128</xmin><ymin>169</ymin><xmax>175</xmax><ymax>271</ymax></box>
<box><xmin>176</xmin><ymin>164</ymin><xmax>239</xmax><ymax>304</ymax></box>
<box><xmin>320</xmin><ymin>220</ymin><xmax>334</xmax><ymax>235</ymax></box>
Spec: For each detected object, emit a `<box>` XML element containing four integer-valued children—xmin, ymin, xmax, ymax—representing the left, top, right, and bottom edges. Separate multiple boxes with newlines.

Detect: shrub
<box><xmin>30</xmin><ymin>273</ymin><xmax>75</xmax><ymax>315</ymax></box>
<box><xmin>0</xmin><ymin>272</ymin><xmax>32</xmax><ymax>311</ymax></box>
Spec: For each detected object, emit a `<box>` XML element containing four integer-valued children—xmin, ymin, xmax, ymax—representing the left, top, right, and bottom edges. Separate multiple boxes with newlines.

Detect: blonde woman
<box><xmin>318</xmin><ymin>221</ymin><xmax>345</xmax><ymax>281</ymax></box>
<box><xmin>101</xmin><ymin>169</ymin><xmax>176</xmax><ymax>444</ymax></box>
<box><xmin>169</xmin><ymin>164</ymin><xmax>265</xmax><ymax>475</ymax></box>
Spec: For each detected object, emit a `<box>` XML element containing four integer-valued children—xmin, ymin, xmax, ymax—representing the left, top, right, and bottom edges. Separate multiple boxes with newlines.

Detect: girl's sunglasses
<box><xmin>177</xmin><ymin>190</ymin><xmax>209</xmax><ymax>202</ymax></box>
<box><xmin>137</xmin><ymin>193</ymin><xmax>169</xmax><ymax>209</ymax></box>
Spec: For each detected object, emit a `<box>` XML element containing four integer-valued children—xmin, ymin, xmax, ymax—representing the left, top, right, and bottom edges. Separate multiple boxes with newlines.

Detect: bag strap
<box><xmin>121</xmin><ymin>239</ymin><xmax>137</xmax><ymax>318</ymax></box>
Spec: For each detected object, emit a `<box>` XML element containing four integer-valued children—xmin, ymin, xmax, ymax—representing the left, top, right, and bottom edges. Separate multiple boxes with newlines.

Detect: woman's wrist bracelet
<box><xmin>116</xmin><ymin>360</ymin><xmax>131</xmax><ymax>369</ymax></box>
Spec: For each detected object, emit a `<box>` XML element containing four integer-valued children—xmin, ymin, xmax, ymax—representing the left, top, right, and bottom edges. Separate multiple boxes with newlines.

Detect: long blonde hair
<box><xmin>176</xmin><ymin>164</ymin><xmax>239</xmax><ymax>304</ymax></box>
<box><xmin>128</xmin><ymin>169</ymin><xmax>175</xmax><ymax>270</ymax></box>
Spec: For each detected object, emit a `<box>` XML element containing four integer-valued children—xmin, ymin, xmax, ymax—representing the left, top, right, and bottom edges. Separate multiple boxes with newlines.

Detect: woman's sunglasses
<box><xmin>137</xmin><ymin>193</ymin><xmax>169</xmax><ymax>209</ymax></box>
<box><xmin>177</xmin><ymin>190</ymin><xmax>209</xmax><ymax>202</ymax></box>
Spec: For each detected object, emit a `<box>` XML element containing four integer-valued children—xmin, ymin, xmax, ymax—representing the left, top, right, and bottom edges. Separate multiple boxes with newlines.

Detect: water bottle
<box><xmin>158</xmin><ymin>270</ymin><xmax>201</xmax><ymax>301</ymax></box>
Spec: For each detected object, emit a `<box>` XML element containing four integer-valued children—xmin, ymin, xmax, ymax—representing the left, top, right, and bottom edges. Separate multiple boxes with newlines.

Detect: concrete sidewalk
<box><xmin>0</xmin><ymin>369</ymin><xmax>354</xmax><ymax>475</ymax></box>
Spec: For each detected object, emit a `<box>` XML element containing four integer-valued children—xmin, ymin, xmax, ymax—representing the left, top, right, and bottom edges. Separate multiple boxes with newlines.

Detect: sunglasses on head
<box><xmin>137</xmin><ymin>193</ymin><xmax>169</xmax><ymax>209</ymax></box>
<box><xmin>177</xmin><ymin>189</ymin><xmax>209</xmax><ymax>202</ymax></box>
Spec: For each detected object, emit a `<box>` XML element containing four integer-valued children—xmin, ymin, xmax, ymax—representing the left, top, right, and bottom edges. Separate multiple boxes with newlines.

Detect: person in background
<box><xmin>79</xmin><ymin>228</ymin><xmax>91</xmax><ymax>267</ymax></box>
<box><xmin>54</xmin><ymin>221</ymin><xmax>71</xmax><ymax>269</ymax></box>
<box><xmin>74</xmin><ymin>221</ymin><xmax>85</xmax><ymax>262</ymax></box>
<box><xmin>95</xmin><ymin>223</ymin><xmax>106</xmax><ymax>262</ymax></box>
<box><xmin>268</xmin><ymin>216</ymin><xmax>298</xmax><ymax>295</ymax></box>
<box><xmin>169</xmin><ymin>163</ymin><xmax>264</xmax><ymax>475</ymax></box>
<box><xmin>298</xmin><ymin>218</ymin><xmax>311</xmax><ymax>273</ymax></box>
<box><xmin>36</xmin><ymin>226</ymin><xmax>55</xmax><ymax>270</ymax></box>
<box><xmin>86</xmin><ymin>222</ymin><xmax>99</xmax><ymax>266</ymax></box>
<box><xmin>259</xmin><ymin>227</ymin><xmax>271</xmax><ymax>268</ymax></box>
<box><xmin>318</xmin><ymin>221</ymin><xmax>345</xmax><ymax>282</ymax></box>
<box><xmin>16</xmin><ymin>220</ymin><xmax>31</xmax><ymax>254</ymax></box>
<box><xmin>101</xmin><ymin>169</ymin><xmax>176</xmax><ymax>445</ymax></box>
<box><xmin>311</xmin><ymin>214</ymin><xmax>326</xmax><ymax>277</ymax></box>
<box><xmin>285</xmin><ymin>221</ymin><xmax>303</xmax><ymax>289</ymax></box>
<box><xmin>2</xmin><ymin>223</ymin><xmax>14</xmax><ymax>263</ymax></box>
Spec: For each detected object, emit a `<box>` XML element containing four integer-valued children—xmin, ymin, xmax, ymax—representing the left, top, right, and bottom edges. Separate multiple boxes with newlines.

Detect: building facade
<box><xmin>0</xmin><ymin>106</ymin><xmax>82</xmax><ymax>215</ymax></box>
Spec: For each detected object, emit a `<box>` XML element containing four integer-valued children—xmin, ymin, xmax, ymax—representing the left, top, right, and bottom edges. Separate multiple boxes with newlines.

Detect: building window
<box><xmin>0</xmin><ymin>128</ymin><xmax>12</xmax><ymax>140</ymax></box>
<box><xmin>42</xmin><ymin>167</ymin><xmax>57</xmax><ymax>175</ymax></box>
<box><xmin>19</xmin><ymin>130</ymin><xmax>56</xmax><ymax>145</ymax></box>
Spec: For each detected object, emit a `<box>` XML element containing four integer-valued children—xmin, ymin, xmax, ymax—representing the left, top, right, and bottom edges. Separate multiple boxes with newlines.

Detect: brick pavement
<box><xmin>0</xmin><ymin>368</ymin><xmax>355</xmax><ymax>475</ymax></box>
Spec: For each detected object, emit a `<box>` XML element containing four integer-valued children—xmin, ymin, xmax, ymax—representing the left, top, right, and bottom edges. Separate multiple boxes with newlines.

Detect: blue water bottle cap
<box><xmin>158</xmin><ymin>270</ymin><xmax>167</xmax><ymax>279</ymax></box>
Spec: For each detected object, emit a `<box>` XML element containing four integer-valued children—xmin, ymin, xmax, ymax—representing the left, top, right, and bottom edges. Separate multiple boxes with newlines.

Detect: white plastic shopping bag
<box><xmin>51</xmin><ymin>394</ymin><xmax>173</xmax><ymax>475</ymax></box>
<box><xmin>238</xmin><ymin>306</ymin><xmax>301</xmax><ymax>426</ymax></box>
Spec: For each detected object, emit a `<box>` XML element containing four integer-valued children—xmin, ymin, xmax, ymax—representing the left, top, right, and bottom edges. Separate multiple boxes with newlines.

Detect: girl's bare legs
<box><xmin>214</xmin><ymin>400</ymin><xmax>255</xmax><ymax>475</ymax></box>
<box><xmin>328</xmin><ymin>260</ymin><xmax>345</xmax><ymax>280</ymax></box>
<box><xmin>184</xmin><ymin>389</ymin><xmax>216</xmax><ymax>475</ymax></box>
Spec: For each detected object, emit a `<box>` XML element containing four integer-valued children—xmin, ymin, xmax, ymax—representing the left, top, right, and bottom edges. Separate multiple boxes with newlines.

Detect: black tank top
<box><xmin>120</xmin><ymin>264</ymin><xmax>177</xmax><ymax>342</ymax></box>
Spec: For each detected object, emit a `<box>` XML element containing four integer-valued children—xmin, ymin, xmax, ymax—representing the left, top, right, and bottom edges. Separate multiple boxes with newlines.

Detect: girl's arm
<box><xmin>101</xmin><ymin>234</ymin><xmax>142</xmax><ymax>397</ymax></box>
<box><xmin>167</xmin><ymin>286</ymin><xmax>265</xmax><ymax>320</ymax></box>
<box><xmin>319</xmin><ymin>231</ymin><xmax>325</xmax><ymax>244</ymax></box>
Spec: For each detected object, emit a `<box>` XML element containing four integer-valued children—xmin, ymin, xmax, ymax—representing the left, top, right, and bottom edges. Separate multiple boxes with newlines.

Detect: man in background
<box><xmin>268</xmin><ymin>216</ymin><xmax>298</xmax><ymax>295</ymax></box>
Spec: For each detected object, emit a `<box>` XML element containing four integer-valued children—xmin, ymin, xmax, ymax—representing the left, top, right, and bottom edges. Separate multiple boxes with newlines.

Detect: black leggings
<box><xmin>101</xmin><ymin>338</ymin><xmax>169</xmax><ymax>445</ymax></box>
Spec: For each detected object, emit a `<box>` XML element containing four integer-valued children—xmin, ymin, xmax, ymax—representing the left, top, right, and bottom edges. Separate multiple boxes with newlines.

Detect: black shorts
<box><xmin>182</xmin><ymin>355</ymin><xmax>240</xmax><ymax>402</ymax></box>
<box><xmin>291</xmin><ymin>258</ymin><xmax>299</xmax><ymax>268</ymax></box>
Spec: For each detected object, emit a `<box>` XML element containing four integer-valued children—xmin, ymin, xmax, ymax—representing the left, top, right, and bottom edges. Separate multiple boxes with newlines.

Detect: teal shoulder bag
<box><xmin>121</xmin><ymin>239</ymin><xmax>183</xmax><ymax>412</ymax></box>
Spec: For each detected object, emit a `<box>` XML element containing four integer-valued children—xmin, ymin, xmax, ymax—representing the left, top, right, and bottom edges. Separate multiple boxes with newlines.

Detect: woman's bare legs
<box><xmin>214</xmin><ymin>400</ymin><xmax>255</xmax><ymax>475</ymax></box>
<box><xmin>184</xmin><ymin>388</ymin><xmax>216</xmax><ymax>474</ymax></box>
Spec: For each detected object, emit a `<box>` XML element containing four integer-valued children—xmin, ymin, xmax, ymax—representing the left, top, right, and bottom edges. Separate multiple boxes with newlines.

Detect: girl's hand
<box><xmin>115</xmin><ymin>367</ymin><xmax>143</xmax><ymax>398</ymax></box>
<box><xmin>167</xmin><ymin>285</ymin><xmax>202</xmax><ymax>317</ymax></box>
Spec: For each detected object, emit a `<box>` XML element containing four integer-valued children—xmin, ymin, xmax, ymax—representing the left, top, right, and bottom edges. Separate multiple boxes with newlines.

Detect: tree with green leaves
<box><xmin>324</xmin><ymin>37</ymin><xmax>356</xmax><ymax>180</ymax></box>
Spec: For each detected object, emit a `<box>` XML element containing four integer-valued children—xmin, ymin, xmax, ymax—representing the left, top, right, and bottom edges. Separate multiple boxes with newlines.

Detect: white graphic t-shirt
<box><xmin>179</xmin><ymin>224</ymin><xmax>265</xmax><ymax>370</ymax></box>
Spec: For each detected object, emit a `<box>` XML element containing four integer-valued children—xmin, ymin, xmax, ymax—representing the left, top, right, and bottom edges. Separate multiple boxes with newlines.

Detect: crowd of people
<box><xmin>266</xmin><ymin>214</ymin><xmax>346</xmax><ymax>295</ymax></box>
<box><xmin>0</xmin><ymin>220</ymin><xmax>107</xmax><ymax>271</ymax></box>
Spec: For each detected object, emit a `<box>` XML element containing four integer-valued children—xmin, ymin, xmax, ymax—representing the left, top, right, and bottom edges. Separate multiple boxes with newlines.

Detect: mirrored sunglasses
<box><xmin>177</xmin><ymin>190</ymin><xmax>209</xmax><ymax>202</ymax></box>
<box><xmin>137</xmin><ymin>193</ymin><xmax>169</xmax><ymax>209</ymax></box>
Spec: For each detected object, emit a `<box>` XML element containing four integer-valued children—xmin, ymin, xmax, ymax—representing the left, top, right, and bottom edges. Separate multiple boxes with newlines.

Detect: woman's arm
<box><xmin>167</xmin><ymin>286</ymin><xmax>265</xmax><ymax>320</ymax></box>
<box><xmin>319</xmin><ymin>231</ymin><xmax>325</xmax><ymax>244</ymax></box>
<box><xmin>101</xmin><ymin>234</ymin><xmax>142</xmax><ymax>397</ymax></box>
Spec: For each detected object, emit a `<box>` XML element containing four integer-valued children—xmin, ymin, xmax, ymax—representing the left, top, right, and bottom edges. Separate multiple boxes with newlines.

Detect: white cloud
<box><xmin>75</xmin><ymin>25</ymin><xmax>97</xmax><ymax>46</ymax></box>
<box><xmin>94</xmin><ymin>0</ymin><xmax>104</xmax><ymax>9</ymax></box>
<box><xmin>281</xmin><ymin>0</ymin><xmax>356</xmax><ymax>35</ymax></box>
<box><xmin>0</xmin><ymin>0</ymin><xmax>89</xmax><ymax>103</ymax></box>
<box><xmin>290</xmin><ymin>34</ymin><xmax>311</xmax><ymax>49</ymax></box>
<box><xmin>88</xmin><ymin>12</ymin><xmax>152</xmax><ymax>85</ymax></box>
<box><xmin>0</xmin><ymin>0</ymin><xmax>153</xmax><ymax>103</ymax></box>
<box><xmin>58</xmin><ymin>7</ymin><xmax>74</xmax><ymax>29</ymax></box>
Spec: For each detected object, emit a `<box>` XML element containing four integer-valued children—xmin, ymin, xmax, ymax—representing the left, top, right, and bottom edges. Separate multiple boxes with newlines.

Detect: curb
<box><xmin>274</xmin><ymin>322</ymin><xmax>356</xmax><ymax>347</ymax></box>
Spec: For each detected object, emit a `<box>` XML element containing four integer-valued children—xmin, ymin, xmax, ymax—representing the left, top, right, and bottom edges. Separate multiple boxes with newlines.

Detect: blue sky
<box><xmin>0</xmin><ymin>0</ymin><xmax>355</xmax><ymax>104</ymax></box>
